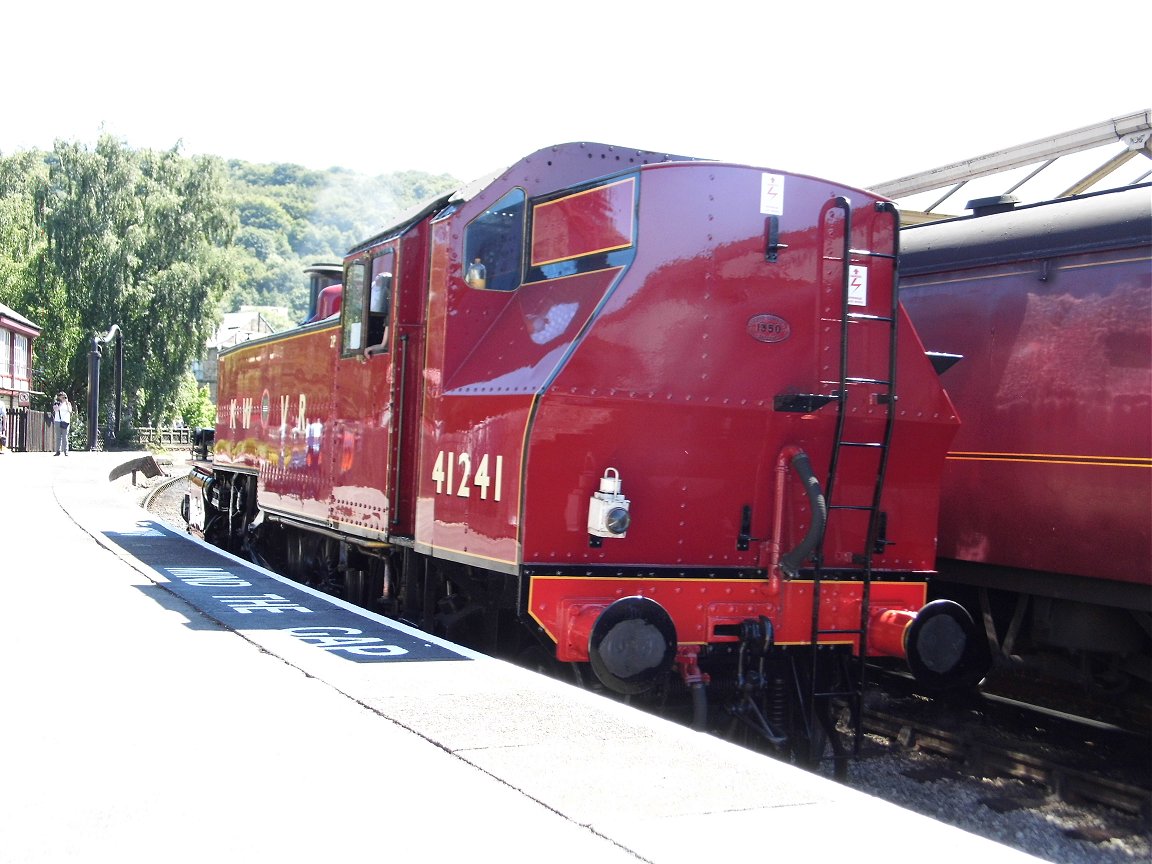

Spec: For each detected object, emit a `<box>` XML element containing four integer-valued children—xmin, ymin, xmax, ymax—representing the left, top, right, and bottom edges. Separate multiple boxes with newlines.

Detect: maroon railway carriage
<box><xmin>190</xmin><ymin>143</ymin><xmax>979</xmax><ymax>760</ymax></box>
<box><xmin>899</xmin><ymin>184</ymin><xmax>1152</xmax><ymax>724</ymax></box>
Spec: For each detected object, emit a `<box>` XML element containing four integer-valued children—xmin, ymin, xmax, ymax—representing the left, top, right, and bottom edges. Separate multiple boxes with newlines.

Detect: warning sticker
<box><xmin>760</xmin><ymin>173</ymin><xmax>785</xmax><ymax>215</ymax></box>
<box><xmin>848</xmin><ymin>265</ymin><xmax>868</xmax><ymax>306</ymax></box>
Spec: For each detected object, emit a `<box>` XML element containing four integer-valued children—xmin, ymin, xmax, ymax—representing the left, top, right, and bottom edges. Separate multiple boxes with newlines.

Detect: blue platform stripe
<box><xmin>103</xmin><ymin>521</ymin><xmax>471</xmax><ymax>664</ymax></box>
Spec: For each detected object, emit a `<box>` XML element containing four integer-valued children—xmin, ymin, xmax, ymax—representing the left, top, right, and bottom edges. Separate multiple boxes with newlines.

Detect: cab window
<box><xmin>342</xmin><ymin>251</ymin><xmax>396</xmax><ymax>356</ymax></box>
<box><xmin>341</xmin><ymin>261</ymin><xmax>367</xmax><ymax>355</ymax></box>
<box><xmin>463</xmin><ymin>188</ymin><xmax>525</xmax><ymax>292</ymax></box>
<box><xmin>366</xmin><ymin>250</ymin><xmax>394</xmax><ymax>354</ymax></box>
<box><xmin>526</xmin><ymin>177</ymin><xmax>636</xmax><ymax>281</ymax></box>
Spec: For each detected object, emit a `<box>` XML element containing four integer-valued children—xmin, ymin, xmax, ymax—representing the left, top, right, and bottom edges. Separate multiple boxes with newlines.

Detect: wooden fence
<box><xmin>3</xmin><ymin>408</ymin><xmax>52</xmax><ymax>452</ymax></box>
<box><xmin>128</xmin><ymin>426</ymin><xmax>194</xmax><ymax>448</ymax></box>
<box><xmin>1</xmin><ymin>409</ymin><xmax>194</xmax><ymax>452</ymax></box>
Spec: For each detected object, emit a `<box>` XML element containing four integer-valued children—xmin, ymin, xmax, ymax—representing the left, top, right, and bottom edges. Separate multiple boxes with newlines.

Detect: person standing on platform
<box><xmin>52</xmin><ymin>392</ymin><xmax>72</xmax><ymax>456</ymax></box>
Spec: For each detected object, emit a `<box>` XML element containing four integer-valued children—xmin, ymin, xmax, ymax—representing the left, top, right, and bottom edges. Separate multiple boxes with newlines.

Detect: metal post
<box><xmin>87</xmin><ymin>336</ymin><xmax>102</xmax><ymax>451</ymax></box>
<box><xmin>114</xmin><ymin>333</ymin><xmax>123</xmax><ymax>438</ymax></box>
<box><xmin>87</xmin><ymin>324</ymin><xmax>123</xmax><ymax>451</ymax></box>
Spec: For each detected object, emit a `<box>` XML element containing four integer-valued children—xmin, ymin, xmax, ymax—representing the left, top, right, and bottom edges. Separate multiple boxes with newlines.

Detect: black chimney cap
<box><xmin>965</xmin><ymin>195</ymin><xmax>1020</xmax><ymax>215</ymax></box>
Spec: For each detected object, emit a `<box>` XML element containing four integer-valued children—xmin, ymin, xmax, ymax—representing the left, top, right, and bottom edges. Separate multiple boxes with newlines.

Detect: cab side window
<box><xmin>366</xmin><ymin>250</ymin><xmax>394</xmax><ymax>353</ymax></box>
<box><xmin>342</xmin><ymin>252</ymin><xmax>395</xmax><ymax>356</ymax></box>
<box><xmin>341</xmin><ymin>261</ymin><xmax>367</xmax><ymax>355</ymax></box>
<box><xmin>463</xmin><ymin>188</ymin><xmax>525</xmax><ymax>292</ymax></box>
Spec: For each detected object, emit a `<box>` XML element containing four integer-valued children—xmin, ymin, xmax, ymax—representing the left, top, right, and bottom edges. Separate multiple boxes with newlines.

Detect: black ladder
<box><xmin>807</xmin><ymin>197</ymin><xmax>901</xmax><ymax>761</ymax></box>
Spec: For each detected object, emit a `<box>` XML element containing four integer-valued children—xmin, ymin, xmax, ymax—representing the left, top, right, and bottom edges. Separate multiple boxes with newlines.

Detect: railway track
<box><xmin>863</xmin><ymin>669</ymin><xmax>1152</xmax><ymax>834</ymax></box>
<box><xmin>141</xmin><ymin>473</ymin><xmax>187</xmax><ymax>514</ymax></box>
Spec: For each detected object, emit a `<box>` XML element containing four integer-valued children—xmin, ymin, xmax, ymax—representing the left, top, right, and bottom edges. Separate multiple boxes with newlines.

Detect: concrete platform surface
<box><xmin>0</xmin><ymin>451</ymin><xmax>1045</xmax><ymax>862</ymax></box>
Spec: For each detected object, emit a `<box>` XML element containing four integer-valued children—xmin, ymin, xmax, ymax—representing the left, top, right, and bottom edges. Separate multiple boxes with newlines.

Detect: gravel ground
<box><xmin>126</xmin><ymin>462</ymin><xmax>1151</xmax><ymax>864</ymax></box>
<box><xmin>842</xmin><ymin>741</ymin><xmax>1149</xmax><ymax>864</ymax></box>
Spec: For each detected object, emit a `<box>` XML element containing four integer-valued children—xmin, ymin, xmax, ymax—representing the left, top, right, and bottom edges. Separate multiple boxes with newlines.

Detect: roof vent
<box><xmin>965</xmin><ymin>195</ymin><xmax>1019</xmax><ymax>216</ymax></box>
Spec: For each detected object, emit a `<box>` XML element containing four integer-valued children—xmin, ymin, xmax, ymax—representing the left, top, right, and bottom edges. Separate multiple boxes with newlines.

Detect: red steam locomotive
<box><xmin>900</xmin><ymin>184</ymin><xmax>1152</xmax><ymax>727</ymax></box>
<box><xmin>187</xmin><ymin>143</ymin><xmax>981</xmax><ymax>763</ymax></box>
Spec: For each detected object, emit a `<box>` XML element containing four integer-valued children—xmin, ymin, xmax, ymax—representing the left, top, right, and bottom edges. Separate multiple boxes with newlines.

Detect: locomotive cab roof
<box><xmin>348</xmin><ymin>143</ymin><xmax>708</xmax><ymax>255</ymax></box>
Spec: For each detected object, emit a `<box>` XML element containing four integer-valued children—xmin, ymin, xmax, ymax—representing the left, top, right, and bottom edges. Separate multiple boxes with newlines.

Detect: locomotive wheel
<box><xmin>785</xmin><ymin>652</ymin><xmax>846</xmax><ymax>773</ymax></box>
<box><xmin>791</xmin><ymin>704</ymin><xmax>829</xmax><ymax>768</ymax></box>
<box><xmin>202</xmin><ymin>512</ymin><xmax>227</xmax><ymax>550</ymax></box>
<box><xmin>793</xmin><ymin>697</ymin><xmax>849</xmax><ymax>777</ymax></box>
<box><xmin>284</xmin><ymin>531</ymin><xmax>306</xmax><ymax>581</ymax></box>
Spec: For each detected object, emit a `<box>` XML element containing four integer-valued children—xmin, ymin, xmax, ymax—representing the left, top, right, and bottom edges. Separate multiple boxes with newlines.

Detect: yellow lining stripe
<box><xmin>947</xmin><ymin>451</ymin><xmax>1150</xmax><ymax>468</ymax></box>
<box><xmin>907</xmin><ymin>253</ymin><xmax>1151</xmax><ymax>288</ymax></box>
<box><xmin>220</xmin><ymin>321</ymin><xmax>340</xmax><ymax>360</ymax></box>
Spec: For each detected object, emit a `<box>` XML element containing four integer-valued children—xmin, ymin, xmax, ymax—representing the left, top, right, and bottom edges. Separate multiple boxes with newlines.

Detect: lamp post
<box><xmin>87</xmin><ymin>325</ymin><xmax>122</xmax><ymax>451</ymax></box>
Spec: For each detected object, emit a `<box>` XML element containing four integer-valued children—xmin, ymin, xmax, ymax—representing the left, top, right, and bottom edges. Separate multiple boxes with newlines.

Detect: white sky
<box><xmin>2</xmin><ymin>0</ymin><xmax>1148</xmax><ymax>193</ymax></box>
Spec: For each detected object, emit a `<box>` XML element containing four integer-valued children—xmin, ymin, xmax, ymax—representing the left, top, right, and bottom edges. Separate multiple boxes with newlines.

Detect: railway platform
<box><xmin>0</xmin><ymin>451</ymin><xmax>1046</xmax><ymax>863</ymax></box>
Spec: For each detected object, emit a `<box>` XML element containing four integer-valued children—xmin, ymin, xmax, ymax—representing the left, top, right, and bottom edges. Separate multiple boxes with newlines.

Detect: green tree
<box><xmin>0</xmin><ymin>151</ymin><xmax>47</xmax><ymax>301</ymax></box>
<box><xmin>31</xmin><ymin>136</ymin><xmax>240</xmax><ymax>429</ymax></box>
<box><xmin>0</xmin><ymin>149</ymin><xmax>68</xmax><ymax>398</ymax></box>
<box><xmin>175</xmin><ymin>370</ymin><xmax>216</xmax><ymax>428</ymax></box>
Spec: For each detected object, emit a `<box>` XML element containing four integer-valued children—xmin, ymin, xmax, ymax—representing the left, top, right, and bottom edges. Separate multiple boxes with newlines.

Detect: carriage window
<box><xmin>341</xmin><ymin>261</ymin><xmax>367</xmax><ymax>355</ymax></box>
<box><xmin>463</xmin><ymin>188</ymin><xmax>525</xmax><ymax>291</ymax></box>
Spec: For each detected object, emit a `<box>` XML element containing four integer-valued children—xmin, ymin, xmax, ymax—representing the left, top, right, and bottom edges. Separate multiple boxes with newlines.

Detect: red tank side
<box><xmin>213</xmin><ymin>322</ymin><xmax>340</xmax><ymax>527</ymax></box>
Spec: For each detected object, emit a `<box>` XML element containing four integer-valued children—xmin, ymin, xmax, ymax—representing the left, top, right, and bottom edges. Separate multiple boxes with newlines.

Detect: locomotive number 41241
<box><xmin>432</xmin><ymin>451</ymin><xmax>504</xmax><ymax>501</ymax></box>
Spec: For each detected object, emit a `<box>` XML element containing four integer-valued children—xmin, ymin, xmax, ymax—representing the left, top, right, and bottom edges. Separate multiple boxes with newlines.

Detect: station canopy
<box><xmin>869</xmin><ymin>110</ymin><xmax>1152</xmax><ymax>224</ymax></box>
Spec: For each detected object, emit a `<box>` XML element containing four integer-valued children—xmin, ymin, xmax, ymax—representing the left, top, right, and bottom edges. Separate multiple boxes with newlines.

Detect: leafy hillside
<box><xmin>224</xmin><ymin>161</ymin><xmax>459</xmax><ymax>321</ymax></box>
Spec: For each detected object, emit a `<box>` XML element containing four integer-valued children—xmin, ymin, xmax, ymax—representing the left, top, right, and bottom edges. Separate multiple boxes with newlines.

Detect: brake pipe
<box><xmin>764</xmin><ymin>446</ymin><xmax>827</xmax><ymax>594</ymax></box>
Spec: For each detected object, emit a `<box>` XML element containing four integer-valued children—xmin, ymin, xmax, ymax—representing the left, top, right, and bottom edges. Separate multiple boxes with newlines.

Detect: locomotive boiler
<box><xmin>899</xmin><ymin>184</ymin><xmax>1152</xmax><ymax>728</ymax></box>
<box><xmin>187</xmin><ymin>143</ymin><xmax>980</xmax><ymax>763</ymax></box>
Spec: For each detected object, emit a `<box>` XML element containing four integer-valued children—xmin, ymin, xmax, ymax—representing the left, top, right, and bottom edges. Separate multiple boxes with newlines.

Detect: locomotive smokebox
<box><xmin>587</xmin><ymin>597</ymin><xmax>678</xmax><ymax>695</ymax></box>
<box><xmin>872</xmin><ymin>599</ymin><xmax>986</xmax><ymax>689</ymax></box>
